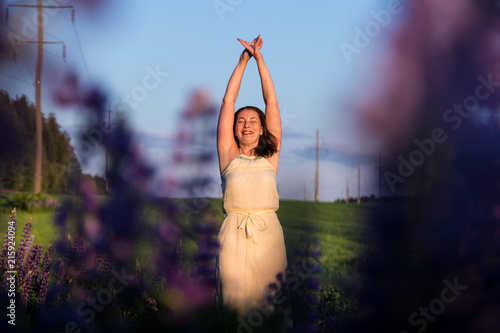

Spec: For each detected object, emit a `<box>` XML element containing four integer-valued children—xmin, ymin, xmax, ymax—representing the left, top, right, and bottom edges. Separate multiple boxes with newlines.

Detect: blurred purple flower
<box><xmin>15</xmin><ymin>218</ymin><xmax>33</xmax><ymax>273</ymax></box>
<box><xmin>21</xmin><ymin>243</ymin><xmax>43</xmax><ymax>310</ymax></box>
<box><xmin>84</xmin><ymin>217</ymin><xmax>102</xmax><ymax>242</ymax></box>
<box><xmin>37</xmin><ymin>244</ymin><xmax>53</xmax><ymax>310</ymax></box>
<box><xmin>305</xmin><ymin>277</ymin><xmax>321</xmax><ymax>290</ymax></box>
<box><xmin>306</xmin><ymin>293</ymin><xmax>318</xmax><ymax>306</ymax></box>
<box><xmin>80</xmin><ymin>180</ymin><xmax>99</xmax><ymax>214</ymax></box>
<box><xmin>166</xmin><ymin>239</ymin><xmax>183</xmax><ymax>286</ymax></box>
<box><xmin>142</xmin><ymin>291</ymin><xmax>158</xmax><ymax>311</ymax></box>
<box><xmin>135</xmin><ymin>258</ymin><xmax>143</xmax><ymax>288</ymax></box>
<box><xmin>311</xmin><ymin>248</ymin><xmax>322</xmax><ymax>259</ymax></box>
<box><xmin>96</xmin><ymin>251</ymin><xmax>112</xmax><ymax>276</ymax></box>
<box><xmin>168</xmin><ymin>274</ymin><xmax>214</xmax><ymax>317</ymax></box>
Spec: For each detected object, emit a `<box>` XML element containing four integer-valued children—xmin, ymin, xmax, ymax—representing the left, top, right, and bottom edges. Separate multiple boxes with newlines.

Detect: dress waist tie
<box><xmin>226</xmin><ymin>210</ymin><xmax>275</xmax><ymax>243</ymax></box>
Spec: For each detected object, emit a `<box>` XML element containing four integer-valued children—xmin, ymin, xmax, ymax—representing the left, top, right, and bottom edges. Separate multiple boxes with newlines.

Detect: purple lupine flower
<box><xmin>150</xmin><ymin>268</ymin><xmax>163</xmax><ymax>291</ymax></box>
<box><xmin>311</xmin><ymin>248</ymin><xmax>322</xmax><ymax>259</ymax></box>
<box><xmin>306</xmin><ymin>277</ymin><xmax>321</xmax><ymax>290</ymax></box>
<box><xmin>306</xmin><ymin>293</ymin><xmax>319</xmax><ymax>306</ymax></box>
<box><xmin>192</xmin><ymin>233</ymin><xmax>218</xmax><ymax>285</ymax></box>
<box><xmin>49</xmin><ymin>259</ymin><xmax>66</xmax><ymax>301</ymax></box>
<box><xmin>14</xmin><ymin>218</ymin><xmax>33</xmax><ymax>273</ymax></box>
<box><xmin>74</xmin><ymin>236</ymin><xmax>86</xmax><ymax>258</ymax></box>
<box><xmin>37</xmin><ymin>244</ymin><xmax>53</xmax><ymax>309</ymax></box>
<box><xmin>98</xmin><ymin>252</ymin><xmax>112</xmax><ymax>276</ymax></box>
<box><xmin>176</xmin><ymin>238</ymin><xmax>183</xmax><ymax>264</ymax></box>
<box><xmin>171</xmin><ymin>239</ymin><xmax>183</xmax><ymax>277</ymax></box>
<box><xmin>18</xmin><ymin>236</ymin><xmax>34</xmax><ymax>282</ymax></box>
<box><xmin>20</xmin><ymin>243</ymin><xmax>43</xmax><ymax>310</ymax></box>
<box><xmin>22</xmin><ymin>243</ymin><xmax>43</xmax><ymax>286</ymax></box>
<box><xmin>24</xmin><ymin>235</ymin><xmax>35</xmax><ymax>254</ymax></box>
<box><xmin>95</xmin><ymin>251</ymin><xmax>112</xmax><ymax>276</ymax></box>
<box><xmin>165</xmin><ymin>238</ymin><xmax>183</xmax><ymax>287</ymax></box>
<box><xmin>169</xmin><ymin>274</ymin><xmax>215</xmax><ymax>315</ymax></box>
<box><xmin>17</xmin><ymin>235</ymin><xmax>34</xmax><ymax>286</ymax></box>
<box><xmin>30</xmin><ymin>244</ymin><xmax>43</xmax><ymax>283</ymax></box>
<box><xmin>21</xmin><ymin>272</ymin><xmax>33</xmax><ymax>310</ymax></box>
<box><xmin>80</xmin><ymin>180</ymin><xmax>98</xmax><ymax>214</ymax></box>
<box><xmin>55</xmin><ymin>258</ymin><xmax>66</xmax><ymax>281</ymax></box>
<box><xmin>141</xmin><ymin>291</ymin><xmax>158</xmax><ymax>311</ymax></box>
<box><xmin>67</xmin><ymin>235</ymin><xmax>88</xmax><ymax>281</ymax></box>
<box><xmin>135</xmin><ymin>258</ymin><xmax>143</xmax><ymax>288</ymax></box>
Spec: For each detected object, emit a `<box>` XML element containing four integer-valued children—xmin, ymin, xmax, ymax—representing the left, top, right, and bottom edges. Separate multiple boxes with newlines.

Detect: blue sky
<box><xmin>1</xmin><ymin>0</ymin><xmax>403</xmax><ymax>201</ymax></box>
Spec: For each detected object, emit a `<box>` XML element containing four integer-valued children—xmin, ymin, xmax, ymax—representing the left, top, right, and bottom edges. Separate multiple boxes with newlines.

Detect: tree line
<box><xmin>0</xmin><ymin>90</ymin><xmax>103</xmax><ymax>194</ymax></box>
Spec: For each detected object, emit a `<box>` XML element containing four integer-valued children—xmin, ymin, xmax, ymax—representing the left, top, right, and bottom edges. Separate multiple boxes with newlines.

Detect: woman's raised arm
<box><xmin>239</xmin><ymin>35</ymin><xmax>282</xmax><ymax>171</ymax></box>
<box><xmin>217</xmin><ymin>47</ymin><xmax>253</xmax><ymax>173</ymax></box>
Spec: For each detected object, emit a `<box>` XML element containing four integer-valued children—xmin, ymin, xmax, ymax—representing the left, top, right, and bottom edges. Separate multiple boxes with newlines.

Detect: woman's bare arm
<box><xmin>217</xmin><ymin>48</ymin><xmax>253</xmax><ymax>173</ymax></box>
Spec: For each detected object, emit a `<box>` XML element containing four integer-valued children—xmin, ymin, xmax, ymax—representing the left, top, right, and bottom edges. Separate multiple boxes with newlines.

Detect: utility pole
<box><xmin>315</xmin><ymin>129</ymin><xmax>319</xmax><ymax>202</ymax></box>
<box><xmin>304</xmin><ymin>183</ymin><xmax>307</xmax><ymax>202</ymax></box>
<box><xmin>346</xmin><ymin>180</ymin><xmax>349</xmax><ymax>204</ymax></box>
<box><xmin>7</xmin><ymin>1</ymin><xmax>74</xmax><ymax>193</ymax></box>
<box><xmin>34</xmin><ymin>0</ymin><xmax>43</xmax><ymax>194</ymax></box>
<box><xmin>357</xmin><ymin>161</ymin><xmax>361</xmax><ymax>204</ymax></box>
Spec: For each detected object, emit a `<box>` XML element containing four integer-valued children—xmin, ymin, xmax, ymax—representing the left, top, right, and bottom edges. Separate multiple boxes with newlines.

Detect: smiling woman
<box><xmin>233</xmin><ymin>106</ymin><xmax>278</xmax><ymax>159</ymax></box>
<box><xmin>215</xmin><ymin>35</ymin><xmax>287</xmax><ymax>318</ymax></box>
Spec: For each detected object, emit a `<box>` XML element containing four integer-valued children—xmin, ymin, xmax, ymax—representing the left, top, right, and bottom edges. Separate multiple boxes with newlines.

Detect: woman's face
<box><xmin>234</xmin><ymin>109</ymin><xmax>263</xmax><ymax>146</ymax></box>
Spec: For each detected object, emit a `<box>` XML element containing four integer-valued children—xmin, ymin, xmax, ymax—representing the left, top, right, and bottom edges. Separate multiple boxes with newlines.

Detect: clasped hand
<box><xmin>238</xmin><ymin>34</ymin><xmax>263</xmax><ymax>61</ymax></box>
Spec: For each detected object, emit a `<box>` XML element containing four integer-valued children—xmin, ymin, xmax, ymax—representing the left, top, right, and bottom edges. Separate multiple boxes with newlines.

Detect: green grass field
<box><xmin>0</xmin><ymin>196</ymin><xmax>379</xmax><ymax>286</ymax></box>
<box><xmin>278</xmin><ymin>200</ymin><xmax>374</xmax><ymax>283</ymax></box>
<box><xmin>0</xmin><ymin>195</ymin><xmax>387</xmax><ymax>331</ymax></box>
<box><xmin>0</xmin><ymin>193</ymin><xmax>71</xmax><ymax>252</ymax></box>
<box><xmin>0</xmin><ymin>210</ymin><xmax>58</xmax><ymax>247</ymax></box>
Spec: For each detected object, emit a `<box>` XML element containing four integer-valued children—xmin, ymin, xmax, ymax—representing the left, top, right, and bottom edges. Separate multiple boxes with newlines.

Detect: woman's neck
<box><xmin>239</xmin><ymin>145</ymin><xmax>257</xmax><ymax>156</ymax></box>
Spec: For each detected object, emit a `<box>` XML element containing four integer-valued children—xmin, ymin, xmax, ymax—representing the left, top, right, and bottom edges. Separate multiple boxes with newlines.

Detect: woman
<box><xmin>216</xmin><ymin>35</ymin><xmax>287</xmax><ymax>315</ymax></box>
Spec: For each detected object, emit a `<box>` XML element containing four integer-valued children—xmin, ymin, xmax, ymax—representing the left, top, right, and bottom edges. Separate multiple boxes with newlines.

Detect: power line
<box><xmin>57</xmin><ymin>9</ymin><xmax>91</xmax><ymax>85</ymax></box>
<box><xmin>0</xmin><ymin>70</ymin><xmax>32</xmax><ymax>84</ymax></box>
<box><xmin>14</xmin><ymin>57</ymin><xmax>35</xmax><ymax>90</ymax></box>
<box><xmin>70</xmin><ymin>19</ymin><xmax>91</xmax><ymax>85</ymax></box>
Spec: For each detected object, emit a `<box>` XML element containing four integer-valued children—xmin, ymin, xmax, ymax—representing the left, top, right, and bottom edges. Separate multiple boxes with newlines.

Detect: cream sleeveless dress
<box><xmin>217</xmin><ymin>154</ymin><xmax>287</xmax><ymax>314</ymax></box>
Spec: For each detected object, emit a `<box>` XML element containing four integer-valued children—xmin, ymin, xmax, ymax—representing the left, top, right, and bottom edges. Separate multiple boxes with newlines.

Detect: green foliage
<box><xmin>0</xmin><ymin>90</ymin><xmax>83</xmax><ymax>193</ymax></box>
<box><xmin>8</xmin><ymin>193</ymin><xmax>60</xmax><ymax>212</ymax></box>
<box><xmin>317</xmin><ymin>284</ymin><xmax>358</xmax><ymax>333</ymax></box>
